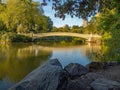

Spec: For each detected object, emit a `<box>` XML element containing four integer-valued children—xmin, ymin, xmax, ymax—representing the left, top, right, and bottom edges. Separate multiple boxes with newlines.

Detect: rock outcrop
<box><xmin>64</xmin><ymin>63</ymin><xmax>89</xmax><ymax>79</ymax></box>
<box><xmin>9</xmin><ymin>59</ymin><xmax>65</xmax><ymax>90</ymax></box>
<box><xmin>91</xmin><ymin>78</ymin><xmax>120</xmax><ymax>90</ymax></box>
<box><xmin>9</xmin><ymin>59</ymin><xmax>120</xmax><ymax>90</ymax></box>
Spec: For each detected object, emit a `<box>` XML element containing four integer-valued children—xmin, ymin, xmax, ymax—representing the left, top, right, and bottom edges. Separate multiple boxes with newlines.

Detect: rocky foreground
<box><xmin>9</xmin><ymin>59</ymin><xmax>120</xmax><ymax>90</ymax></box>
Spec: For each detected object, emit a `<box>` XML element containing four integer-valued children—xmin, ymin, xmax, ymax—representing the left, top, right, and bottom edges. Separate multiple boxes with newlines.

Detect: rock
<box><xmin>65</xmin><ymin>77</ymin><xmax>91</xmax><ymax>90</ymax></box>
<box><xmin>106</xmin><ymin>61</ymin><xmax>120</xmax><ymax>66</ymax></box>
<box><xmin>65</xmin><ymin>72</ymin><xmax>103</xmax><ymax>90</ymax></box>
<box><xmin>57</xmin><ymin>70</ymin><xmax>69</xmax><ymax>90</ymax></box>
<box><xmin>85</xmin><ymin>72</ymin><xmax>104</xmax><ymax>81</ymax></box>
<box><xmin>91</xmin><ymin>78</ymin><xmax>120</xmax><ymax>90</ymax></box>
<box><xmin>9</xmin><ymin>60</ymin><xmax>120</xmax><ymax>90</ymax></box>
<box><xmin>86</xmin><ymin>62</ymin><xmax>105</xmax><ymax>71</ymax></box>
<box><xmin>9</xmin><ymin>59</ymin><xmax>65</xmax><ymax>90</ymax></box>
<box><xmin>64</xmin><ymin>63</ymin><xmax>89</xmax><ymax>79</ymax></box>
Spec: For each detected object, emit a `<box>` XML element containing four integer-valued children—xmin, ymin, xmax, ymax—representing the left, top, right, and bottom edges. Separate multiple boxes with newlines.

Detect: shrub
<box><xmin>0</xmin><ymin>33</ymin><xmax>32</xmax><ymax>43</ymax></box>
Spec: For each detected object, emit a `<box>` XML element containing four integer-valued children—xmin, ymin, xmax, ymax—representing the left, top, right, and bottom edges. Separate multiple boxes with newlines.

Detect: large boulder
<box><xmin>9</xmin><ymin>59</ymin><xmax>65</xmax><ymax>90</ymax></box>
<box><xmin>91</xmin><ymin>78</ymin><xmax>120</xmax><ymax>90</ymax></box>
<box><xmin>59</xmin><ymin>63</ymin><xmax>91</xmax><ymax>90</ymax></box>
<box><xmin>65</xmin><ymin>72</ymin><xmax>104</xmax><ymax>90</ymax></box>
<box><xmin>64</xmin><ymin>63</ymin><xmax>89</xmax><ymax>79</ymax></box>
<box><xmin>86</xmin><ymin>62</ymin><xmax>105</xmax><ymax>71</ymax></box>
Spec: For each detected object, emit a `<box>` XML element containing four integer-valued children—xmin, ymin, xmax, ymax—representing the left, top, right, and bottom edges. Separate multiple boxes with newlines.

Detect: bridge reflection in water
<box><xmin>20</xmin><ymin>44</ymin><xmax>101</xmax><ymax>67</ymax></box>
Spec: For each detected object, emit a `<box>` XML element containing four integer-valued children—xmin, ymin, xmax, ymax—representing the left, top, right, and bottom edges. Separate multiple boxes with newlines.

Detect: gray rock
<box><xmin>85</xmin><ymin>72</ymin><xmax>104</xmax><ymax>81</ymax></box>
<box><xmin>57</xmin><ymin>70</ymin><xmax>69</xmax><ymax>90</ymax></box>
<box><xmin>64</xmin><ymin>63</ymin><xmax>89</xmax><ymax>79</ymax></box>
<box><xmin>106</xmin><ymin>61</ymin><xmax>120</xmax><ymax>66</ymax></box>
<box><xmin>65</xmin><ymin>72</ymin><xmax>103</xmax><ymax>90</ymax></box>
<box><xmin>86</xmin><ymin>62</ymin><xmax>105</xmax><ymax>71</ymax></box>
<box><xmin>9</xmin><ymin>59</ymin><xmax>64</xmax><ymax>90</ymax></box>
<box><xmin>91</xmin><ymin>78</ymin><xmax>120</xmax><ymax>90</ymax></box>
<box><xmin>66</xmin><ymin>77</ymin><xmax>91</xmax><ymax>90</ymax></box>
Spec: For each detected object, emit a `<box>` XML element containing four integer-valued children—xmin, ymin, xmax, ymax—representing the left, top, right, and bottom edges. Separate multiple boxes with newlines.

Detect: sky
<box><xmin>34</xmin><ymin>0</ymin><xmax>83</xmax><ymax>27</ymax></box>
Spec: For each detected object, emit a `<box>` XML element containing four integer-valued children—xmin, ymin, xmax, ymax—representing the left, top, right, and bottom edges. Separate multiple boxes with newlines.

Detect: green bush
<box><xmin>0</xmin><ymin>33</ymin><xmax>32</xmax><ymax>43</ymax></box>
<box><xmin>12</xmin><ymin>34</ymin><xmax>32</xmax><ymax>42</ymax></box>
<box><xmin>71</xmin><ymin>38</ymin><xmax>85</xmax><ymax>44</ymax></box>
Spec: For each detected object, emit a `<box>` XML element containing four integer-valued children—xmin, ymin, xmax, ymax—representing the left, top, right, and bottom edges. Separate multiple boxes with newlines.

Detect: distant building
<box><xmin>82</xmin><ymin>18</ymin><xmax>88</xmax><ymax>28</ymax></box>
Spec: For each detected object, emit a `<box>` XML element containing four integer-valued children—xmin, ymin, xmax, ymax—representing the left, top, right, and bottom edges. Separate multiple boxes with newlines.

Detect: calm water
<box><xmin>0</xmin><ymin>43</ymin><xmax>100</xmax><ymax>90</ymax></box>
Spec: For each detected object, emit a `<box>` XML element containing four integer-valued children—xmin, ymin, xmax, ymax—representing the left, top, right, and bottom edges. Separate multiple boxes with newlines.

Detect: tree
<box><xmin>0</xmin><ymin>0</ymin><xmax>53</xmax><ymax>33</ymax></box>
<box><xmin>71</xmin><ymin>25</ymin><xmax>83</xmax><ymax>33</ymax></box>
<box><xmin>87</xmin><ymin>8</ymin><xmax>120</xmax><ymax>61</ymax></box>
<box><xmin>42</xmin><ymin>0</ymin><xmax>116</xmax><ymax>19</ymax></box>
<box><xmin>52</xmin><ymin>26</ymin><xmax>58</xmax><ymax>32</ymax></box>
<box><xmin>82</xmin><ymin>16</ymin><xmax>100</xmax><ymax>34</ymax></box>
<box><xmin>46</xmin><ymin>17</ymin><xmax>53</xmax><ymax>32</ymax></box>
<box><xmin>72</xmin><ymin>25</ymin><xmax>79</xmax><ymax>29</ymax></box>
<box><xmin>33</xmin><ymin>15</ymin><xmax>53</xmax><ymax>33</ymax></box>
<box><xmin>63</xmin><ymin>24</ymin><xmax>70</xmax><ymax>32</ymax></box>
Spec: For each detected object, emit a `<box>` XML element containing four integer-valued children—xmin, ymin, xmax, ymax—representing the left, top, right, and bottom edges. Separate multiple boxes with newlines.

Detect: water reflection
<box><xmin>0</xmin><ymin>43</ymin><xmax>52</xmax><ymax>89</ymax></box>
<box><xmin>0</xmin><ymin>43</ymin><xmax>100</xmax><ymax>89</ymax></box>
<box><xmin>87</xmin><ymin>44</ymin><xmax>120</xmax><ymax>62</ymax></box>
<box><xmin>50</xmin><ymin>44</ymin><xmax>101</xmax><ymax>67</ymax></box>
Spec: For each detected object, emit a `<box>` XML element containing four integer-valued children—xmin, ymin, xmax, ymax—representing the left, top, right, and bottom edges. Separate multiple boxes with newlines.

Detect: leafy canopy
<box><xmin>41</xmin><ymin>0</ymin><xmax>117</xmax><ymax>19</ymax></box>
<box><xmin>0</xmin><ymin>0</ymin><xmax>53</xmax><ymax>33</ymax></box>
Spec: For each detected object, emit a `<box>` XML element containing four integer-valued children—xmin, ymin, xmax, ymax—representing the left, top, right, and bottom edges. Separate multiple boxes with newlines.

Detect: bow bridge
<box><xmin>23</xmin><ymin>32</ymin><xmax>101</xmax><ymax>42</ymax></box>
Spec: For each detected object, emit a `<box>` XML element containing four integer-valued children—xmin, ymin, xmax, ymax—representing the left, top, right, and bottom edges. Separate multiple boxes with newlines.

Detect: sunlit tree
<box><xmin>0</xmin><ymin>0</ymin><xmax>53</xmax><ymax>33</ymax></box>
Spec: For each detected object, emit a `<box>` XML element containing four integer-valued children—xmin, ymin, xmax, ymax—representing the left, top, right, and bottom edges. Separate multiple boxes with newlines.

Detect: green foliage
<box><xmin>52</xmin><ymin>26</ymin><xmax>69</xmax><ymax>32</ymax></box>
<box><xmin>88</xmin><ymin>8</ymin><xmax>120</xmax><ymax>62</ymax></box>
<box><xmin>71</xmin><ymin>38</ymin><xmax>85</xmax><ymax>45</ymax></box>
<box><xmin>97</xmin><ymin>9</ymin><xmax>120</xmax><ymax>43</ymax></box>
<box><xmin>0</xmin><ymin>0</ymin><xmax>53</xmax><ymax>34</ymax></box>
<box><xmin>34</xmin><ymin>36</ymin><xmax>85</xmax><ymax>46</ymax></box>
<box><xmin>0</xmin><ymin>19</ymin><xmax>6</xmax><ymax>31</ymax></box>
<box><xmin>0</xmin><ymin>33</ymin><xmax>32</xmax><ymax>43</ymax></box>
<box><xmin>97</xmin><ymin>9</ymin><xmax>117</xmax><ymax>32</ymax></box>
<box><xmin>71</xmin><ymin>25</ymin><xmax>83</xmax><ymax>33</ymax></box>
<box><xmin>42</xmin><ymin>0</ymin><xmax>118</xmax><ymax>19</ymax></box>
<box><xmin>60</xmin><ymin>40</ymin><xmax>66</xmax><ymax>45</ymax></box>
<box><xmin>0</xmin><ymin>4</ymin><xmax>6</xmax><ymax>31</ymax></box>
<box><xmin>34</xmin><ymin>16</ymin><xmax>53</xmax><ymax>33</ymax></box>
<box><xmin>52</xmin><ymin>27</ymin><xmax>58</xmax><ymax>32</ymax></box>
<box><xmin>52</xmin><ymin>25</ymin><xmax>84</xmax><ymax>33</ymax></box>
<box><xmin>12</xmin><ymin>34</ymin><xmax>32</xmax><ymax>42</ymax></box>
<box><xmin>42</xmin><ymin>0</ymin><xmax>98</xmax><ymax>19</ymax></box>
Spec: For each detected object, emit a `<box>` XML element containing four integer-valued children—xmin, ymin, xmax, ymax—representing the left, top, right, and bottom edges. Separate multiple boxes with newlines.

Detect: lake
<box><xmin>0</xmin><ymin>43</ymin><xmax>101</xmax><ymax>90</ymax></box>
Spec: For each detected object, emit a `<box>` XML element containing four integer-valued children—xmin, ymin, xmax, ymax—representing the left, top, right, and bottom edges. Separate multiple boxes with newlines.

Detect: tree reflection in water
<box><xmin>0</xmin><ymin>43</ymin><xmax>52</xmax><ymax>83</ymax></box>
<box><xmin>87</xmin><ymin>44</ymin><xmax>120</xmax><ymax>62</ymax></box>
<box><xmin>0</xmin><ymin>43</ymin><xmax>102</xmax><ymax>90</ymax></box>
